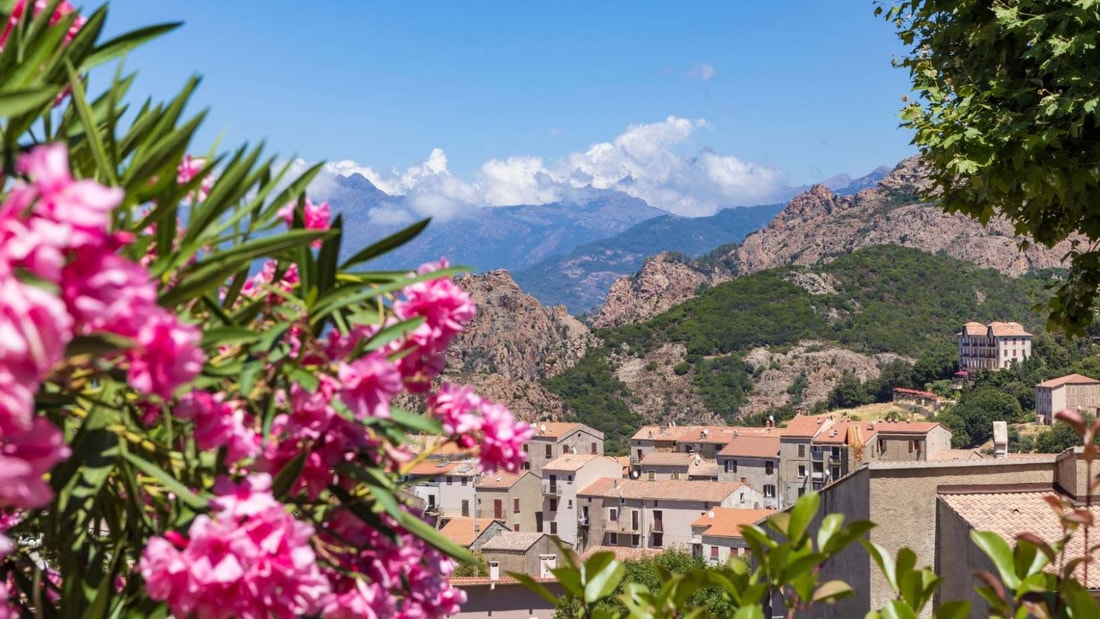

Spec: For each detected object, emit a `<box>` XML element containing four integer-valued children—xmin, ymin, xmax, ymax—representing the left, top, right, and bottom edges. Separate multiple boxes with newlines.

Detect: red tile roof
<box><xmin>989</xmin><ymin>321</ymin><xmax>1032</xmax><ymax>337</ymax></box>
<box><xmin>1036</xmin><ymin>373</ymin><xmax>1100</xmax><ymax>389</ymax></box>
<box><xmin>579</xmin><ymin>478</ymin><xmax>746</xmax><ymax>503</ymax></box>
<box><xmin>438</xmin><ymin>517</ymin><xmax>502</xmax><ymax>547</ymax></box>
<box><xmin>406</xmin><ymin>460</ymin><xmax>478</xmax><ymax>477</ymax></box>
<box><xmin>477</xmin><ymin>471</ymin><xmax>537</xmax><ymax>489</ymax></box>
<box><xmin>717</xmin><ymin>435</ymin><xmax>781</xmax><ymax>458</ymax></box>
<box><xmin>639</xmin><ymin>452</ymin><xmax>697</xmax><ymax>467</ymax></box>
<box><xmin>631</xmin><ymin>425</ymin><xmax>783</xmax><ymax>444</ymax></box>
<box><xmin>692</xmin><ymin>507</ymin><xmax>776</xmax><ymax>539</ymax></box>
<box><xmin>530</xmin><ymin>422</ymin><xmax>602</xmax><ymax>440</ymax></box>
<box><xmin>873</xmin><ymin>421</ymin><xmax>943</xmax><ymax>435</ymax></box>
<box><xmin>893</xmin><ymin>387</ymin><xmax>945</xmax><ymax>401</ymax></box>
<box><xmin>781</xmin><ymin>415</ymin><xmax>832</xmax><ymax>438</ymax></box>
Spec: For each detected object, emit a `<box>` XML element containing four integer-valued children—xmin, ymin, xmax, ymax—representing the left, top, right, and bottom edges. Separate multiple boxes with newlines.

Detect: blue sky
<box><xmin>102</xmin><ymin>2</ymin><xmax>916</xmax><ymax>217</ymax></box>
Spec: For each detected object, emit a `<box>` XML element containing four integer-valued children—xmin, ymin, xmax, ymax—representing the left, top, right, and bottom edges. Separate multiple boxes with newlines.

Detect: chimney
<box><xmin>489</xmin><ymin>561</ymin><xmax>500</xmax><ymax>582</ymax></box>
<box><xmin>992</xmin><ymin>421</ymin><xmax>1009</xmax><ymax>458</ymax></box>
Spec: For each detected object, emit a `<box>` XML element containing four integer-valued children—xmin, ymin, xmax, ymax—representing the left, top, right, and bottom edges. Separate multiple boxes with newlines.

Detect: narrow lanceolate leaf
<box><xmin>508</xmin><ymin>572</ymin><xmax>558</xmax><ymax>606</ymax></box>
<box><xmin>0</xmin><ymin>87</ymin><xmax>55</xmax><ymax>117</ymax></box>
<box><xmin>80</xmin><ymin>22</ymin><xmax>182</xmax><ymax>71</ymax></box>
<box><xmin>66</xmin><ymin>61</ymin><xmax>117</xmax><ymax>185</ymax></box>
<box><xmin>120</xmin><ymin>451</ymin><xmax>206</xmax><ymax>510</ymax></box>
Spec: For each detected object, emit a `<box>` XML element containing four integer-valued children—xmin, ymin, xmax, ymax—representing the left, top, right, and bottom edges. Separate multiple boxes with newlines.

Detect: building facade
<box><xmin>716</xmin><ymin>435</ymin><xmax>781</xmax><ymax>509</ymax></box>
<box><xmin>540</xmin><ymin>454</ymin><xmax>622</xmax><ymax>549</ymax></box>
<box><xmin>1035</xmin><ymin>373</ymin><xmax>1100</xmax><ymax>424</ymax></box>
<box><xmin>404</xmin><ymin>460</ymin><xmax>478</xmax><ymax>520</ymax></box>
<box><xmin>691</xmin><ymin>508</ymin><xmax>775</xmax><ymax>564</ymax></box>
<box><xmin>475</xmin><ymin>471</ymin><xmax>542</xmax><ymax>533</ymax></box>
<box><xmin>958</xmin><ymin>321</ymin><xmax>1032</xmax><ymax>371</ymax></box>
<box><xmin>524</xmin><ymin>422</ymin><xmax>604</xmax><ymax>476</ymax></box>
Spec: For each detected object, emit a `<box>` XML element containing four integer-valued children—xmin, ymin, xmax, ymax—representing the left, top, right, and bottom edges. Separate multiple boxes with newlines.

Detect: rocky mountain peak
<box><xmin>589</xmin><ymin>253</ymin><xmax>715</xmax><ymax>329</ymax></box>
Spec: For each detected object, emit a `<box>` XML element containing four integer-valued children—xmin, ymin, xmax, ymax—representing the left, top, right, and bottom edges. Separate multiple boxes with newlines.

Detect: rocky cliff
<box><xmin>448</xmin><ymin>270</ymin><xmax>597</xmax><ymax>381</ymax></box>
<box><xmin>591</xmin><ymin>157</ymin><xmax>1073</xmax><ymax>328</ymax></box>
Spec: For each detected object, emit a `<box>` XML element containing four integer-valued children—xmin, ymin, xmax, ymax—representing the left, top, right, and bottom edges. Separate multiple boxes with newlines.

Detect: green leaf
<box><xmin>508</xmin><ymin>572</ymin><xmax>559</xmax><ymax>606</ymax></box>
<box><xmin>812</xmin><ymin>579</ymin><xmax>854</xmax><ymax>603</ymax></box>
<box><xmin>583</xmin><ymin>553</ymin><xmax>625</xmax><ymax>604</ymax></box>
<box><xmin>970</xmin><ymin>530</ymin><xmax>1020</xmax><ymax>589</ymax></box>
<box><xmin>341</xmin><ymin>218</ymin><xmax>431</xmax><ymax>270</ymax></box>
<box><xmin>81</xmin><ymin>22</ymin><xmax>181</xmax><ymax>71</ymax></box>
<box><xmin>0</xmin><ymin>87</ymin><xmax>55</xmax><ymax>116</ymax></box>
<box><xmin>732</xmin><ymin>606</ymin><xmax>766</xmax><ymax>619</ymax></box>
<box><xmin>787</xmin><ymin>491</ymin><xmax>820</xmax><ymax>543</ymax></box>
<box><xmin>271</xmin><ymin>452</ymin><xmax>306</xmax><ymax>499</ymax></box>
<box><xmin>390</xmin><ymin>407</ymin><xmax>443</xmax><ymax>435</ymax></box>
<box><xmin>120</xmin><ymin>451</ymin><xmax>207</xmax><ymax>510</ymax></box>
<box><xmin>932</xmin><ymin>600</ymin><xmax>971</xmax><ymax>619</ymax></box>
<box><xmin>66</xmin><ymin>61</ymin><xmax>117</xmax><ymax>185</ymax></box>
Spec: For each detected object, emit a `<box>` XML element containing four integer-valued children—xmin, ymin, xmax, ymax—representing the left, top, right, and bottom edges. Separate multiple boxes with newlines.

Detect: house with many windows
<box><xmin>540</xmin><ymin>453</ymin><xmax>622</xmax><ymax>549</ymax></box>
<box><xmin>716</xmin><ymin>435</ymin><xmax>781</xmax><ymax>509</ymax></box>
<box><xmin>1035</xmin><ymin>373</ymin><xmax>1100</xmax><ymax>424</ymax></box>
<box><xmin>403</xmin><ymin>459</ymin><xmax>478</xmax><ymax>520</ymax></box>
<box><xmin>475</xmin><ymin>471</ymin><xmax>542</xmax><ymax>533</ymax></box>
<box><xmin>958</xmin><ymin>321</ymin><xmax>1032</xmax><ymax>371</ymax></box>
<box><xmin>578</xmin><ymin>479</ymin><xmax>764</xmax><ymax>552</ymax></box>
<box><xmin>523</xmin><ymin>422</ymin><xmax>604</xmax><ymax>476</ymax></box>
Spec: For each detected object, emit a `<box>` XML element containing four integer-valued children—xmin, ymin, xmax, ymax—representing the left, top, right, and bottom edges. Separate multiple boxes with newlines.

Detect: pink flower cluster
<box><xmin>279</xmin><ymin>198</ymin><xmax>331</xmax><ymax>247</ymax></box>
<box><xmin>427</xmin><ymin>383</ymin><xmax>533</xmax><ymax>473</ymax></box>
<box><xmin>0</xmin><ymin>144</ymin><xmax>205</xmax><ymax>509</ymax></box>
<box><xmin>0</xmin><ymin>0</ymin><xmax>84</xmax><ymax>53</ymax></box>
<box><xmin>176</xmin><ymin>155</ymin><xmax>214</xmax><ymax>202</ymax></box>
<box><xmin>319</xmin><ymin>509</ymin><xmax>465</xmax><ymax>618</ymax></box>
<box><xmin>175</xmin><ymin>391</ymin><xmax>258</xmax><ymax>465</ymax></box>
<box><xmin>140</xmin><ymin>474</ymin><xmax>329</xmax><ymax>618</ymax></box>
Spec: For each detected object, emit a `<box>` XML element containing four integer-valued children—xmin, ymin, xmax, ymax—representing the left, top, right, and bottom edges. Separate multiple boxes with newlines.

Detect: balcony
<box><xmin>578</xmin><ymin>516</ymin><xmax>589</xmax><ymax>529</ymax></box>
<box><xmin>543</xmin><ymin>481</ymin><xmax>562</xmax><ymax>497</ymax></box>
<box><xmin>810</xmin><ymin>448</ymin><xmax>824</xmax><ymax>461</ymax></box>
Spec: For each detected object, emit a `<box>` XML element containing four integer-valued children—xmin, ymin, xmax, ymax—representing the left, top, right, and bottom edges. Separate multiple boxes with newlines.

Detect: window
<box><xmin>609</xmin><ymin>532</ymin><xmax>618</xmax><ymax>545</ymax></box>
<box><xmin>798</xmin><ymin>465</ymin><xmax>806</xmax><ymax>479</ymax></box>
<box><xmin>461</xmin><ymin>476</ymin><xmax>468</xmax><ymax>486</ymax></box>
<box><xmin>831</xmin><ymin>447</ymin><xmax>841</xmax><ymax>459</ymax></box>
<box><xmin>513</xmin><ymin>498</ymin><xmax>520</xmax><ymax>513</ymax></box>
<box><xmin>798</xmin><ymin>444</ymin><xmax>806</xmax><ymax>458</ymax></box>
<box><xmin>550</xmin><ymin>521</ymin><xmax>558</xmax><ymax>535</ymax></box>
<box><xmin>631</xmin><ymin>535</ymin><xmax>640</xmax><ymax>547</ymax></box>
<box><xmin>671</xmin><ymin>472</ymin><xmax>680</xmax><ymax>480</ymax></box>
<box><xmin>710</xmin><ymin>546</ymin><xmax>719</xmax><ymax>559</ymax></box>
<box><xmin>831</xmin><ymin>466</ymin><xmax>841</xmax><ymax>479</ymax></box>
<box><xmin>764</xmin><ymin>485</ymin><xmax>776</xmax><ymax>498</ymax></box>
<box><xmin>523</xmin><ymin>444</ymin><xmax>529</xmax><ymax>453</ymax></box>
<box><xmin>591</xmin><ymin>442</ymin><xmax>597</xmax><ymax>454</ymax></box>
<box><xmin>908</xmin><ymin>440</ymin><xmax>914</xmax><ymax>453</ymax></box>
<box><xmin>549</xmin><ymin>499</ymin><xmax>558</xmax><ymax>512</ymax></box>
<box><xmin>765</xmin><ymin>461</ymin><xmax>774</xmax><ymax>475</ymax></box>
<box><xmin>568</xmin><ymin>499</ymin><xmax>573</xmax><ymax>509</ymax></box>
<box><xmin>652</xmin><ymin>533</ymin><xmax>663</xmax><ymax>548</ymax></box>
<box><xmin>523</xmin><ymin>461</ymin><xmax>531</xmax><ymax>471</ymax></box>
<box><xmin>513</xmin><ymin>524</ymin><xmax>520</xmax><ymax>532</ymax></box>
<box><xmin>446</xmin><ymin>476</ymin><xmax>453</xmax><ymax>485</ymax></box>
<box><xmin>725</xmin><ymin>460</ymin><xmax>737</xmax><ymax>473</ymax></box>
<box><xmin>609</xmin><ymin>508</ymin><xmax>618</xmax><ymax>522</ymax></box>
<box><xmin>647</xmin><ymin>470</ymin><xmax>655</xmax><ymax>481</ymax></box>
<box><xmin>545</xmin><ymin>444</ymin><xmax>552</xmax><ymax>458</ymax></box>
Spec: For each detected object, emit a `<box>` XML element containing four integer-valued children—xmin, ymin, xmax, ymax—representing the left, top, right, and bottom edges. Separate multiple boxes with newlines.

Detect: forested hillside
<box><xmin>544</xmin><ymin>245</ymin><xmax>1054</xmax><ymax>453</ymax></box>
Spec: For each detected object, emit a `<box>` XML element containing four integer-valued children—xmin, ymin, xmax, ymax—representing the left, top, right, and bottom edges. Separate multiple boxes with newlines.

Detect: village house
<box><xmin>438</xmin><ymin>516</ymin><xmax>509</xmax><ymax>551</ymax></box>
<box><xmin>957</xmin><ymin>321</ymin><xmax>1032</xmax><ymax>371</ymax></box>
<box><xmin>475</xmin><ymin>471</ymin><xmax>542</xmax><ymax>533</ymax></box>
<box><xmin>691</xmin><ymin>507</ymin><xmax>775</xmax><ymax>564</ymax></box>
<box><xmin>451</xmin><ymin>575</ymin><xmax>562</xmax><ymax>619</ymax></box>
<box><xmin>479</xmin><ymin>532</ymin><xmax>560</xmax><ymax>578</ymax></box>
<box><xmin>403</xmin><ymin>459</ymin><xmax>478</xmax><ymax>520</ymax></box>
<box><xmin>716</xmin><ymin>434</ymin><xmax>781</xmax><ymax>509</ymax></box>
<box><xmin>871</xmin><ymin>421</ymin><xmax>951</xmax><ymax>462</ymax></box>
<box><xmin>778</xmin><ymin>415</ymin><xmax>830</xmax><ymax>507</ymax></box>
<box><xmin>891</xmin><ymin>387</ymin><xmax>947</xmax><ymax>413</ymax></box>
<box><xmin>629</xmin><ymin>424</ymin><xmax>784</xmax><ymax>466</ymax></box>
<box><xmin>1035</xmin><ymin>373</ymin><xmax>1100</xmax><ymax>424</ymax></box>
<box><xmin>540</xmin><ymin>453</ymin><xmax>622</xmax><ymax>549</ymax></box>
<box><xmin>524</xmin><ymin>422</ymin><xmax>604</xmax><ymax>476</ymax></box>
<box><xmin>578</xmin><ymin>479</ymin><xmax>765</xmax><ymax>552</ymax></box>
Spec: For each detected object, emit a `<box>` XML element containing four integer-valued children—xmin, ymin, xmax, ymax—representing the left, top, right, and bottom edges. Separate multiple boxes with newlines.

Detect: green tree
<box><xmin>827</xmin><ymin>372</ymin><xmax>873</xmax><ymax>410</ymax></box>
<box><xmin>1034</xmin><ymin>422</ymin><xmax>1082</xmax><ymax>454</ymax></box>
<box><xmin>882</xmin><ymin>0</ymin><xmax>1100</xmax><ymax>334</ymax></box>
<box><xmin>948</xmin><ymin>387</ymin><xmax>1024</xmax><ymax>448</ymax></box>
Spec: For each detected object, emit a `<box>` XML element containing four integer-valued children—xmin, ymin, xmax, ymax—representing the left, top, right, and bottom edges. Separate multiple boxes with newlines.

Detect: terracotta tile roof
<box><xmin>781</xmin><ymin>415</ymin><xmax>833</xmax><ymax>438</ymax></box>
<box><xmin>939</xmin><ymin>490</ymin><xmax>1100</xmax><ymax>588</ymax></box>
<box><xmin>893</xmin><ymin>387</ymin><xmax>945</xmax><ymax>401</ymax></box>
<box><xmin>873</xmin><ymin>421</ymin><xmax>943</xmax><ymax>435</ymax></box>
<box><xmin>718</xmin><ymin>435</ymin><xmax>781</xmax><ymax>458</ymax></box>
<box><xmin>1036</xmin><ymin>373</ymin><xmax>1100</xmax><ymax>388</ymax></box>
<box><xmin>579</xmin><ymin>478</ymin><xmax>746</xmax><ymax>503</ymax></box>
<box><xmin>930</xmin><ymin>448</ymin><xmax>984</xmax><ymax>461</ymax></box>
<box><xmin>961</xmin><ymin>321</ymin><xmax>987</xmax><ymax>336</ymax></box>
<box><xmin>812</xmin><ymin>422</ymin><xmax>857</xmax><ymax>445</ymax></box>
<box><xmin>480</xmin><ymin>531</ymin><xmax>547</xmax><ymax>552</ymax></box>
<box><xmin>530</xmin><ymin>422</ymin><xmax>602</xmax><ymax>440</ymax></box>
<box><xmin>582</xmin><ymin>545</ymin><xmax>662</xmax><ymax>562</ymax></box>
<box><xmin>438</xmin><ymin>517</ymin><xmax>502</xmax><ymax>547</ymax></box>
<box><xmin>639</xmin><ymin>452</ymin><xmax>696</xmax><ymax>467</ymax></box>
<box><xmin>616</xmin><ymin>456</ymin><xmax>631</xmax><ymax>472</ymax></box>
<box><xmin>989</xmin><ymin>321</ymin><xmax>1032</xmax><ymax>337</ymax></box>
<box><xmin>406</xmin><ymin>460</ymin><xmax>478</xmax><ymax>477</ymax></box>
<box><xmin>477</xmin><ymin>471</ymin><xmax>537</xmax><ymax>489</ymax></box>
<box><xmin>631</xmin><ymin>425</ymin><xmax>783</xmax><ymax>444</ymax></box>
<box><xmin>689</xmin><ymin>458</ymin><xmax>720</xmax><ymax>478</ymax></box>
<box><xmin>543</xmin><ymin>453</ymin><xmax>605</xmax><ymax>472</ymax></box>
<box><xmin>692</xmin><ymin>507</ymin><xmax>776</xmax><ymax>539</ymax></box>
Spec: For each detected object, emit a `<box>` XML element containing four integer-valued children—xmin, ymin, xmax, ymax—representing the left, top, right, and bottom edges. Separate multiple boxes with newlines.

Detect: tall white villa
<box><xmin>958</xmin><ymin>321</ymin><xmax>1032</xmax><ymax>371</ymax></box>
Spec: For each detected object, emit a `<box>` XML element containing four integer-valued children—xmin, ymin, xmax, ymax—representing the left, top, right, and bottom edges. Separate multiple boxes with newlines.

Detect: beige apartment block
<box><xmin>475</xmin><ymin>471</ymin><xmax>542</xmax><ymax>533</ymax></box>
<box><xmin>716</xmin><ymin>435</ymin><xmax>781</xmax><ymax>509</ymax></box>
<box><xmin>871</xmin><ymin>421</ymin><xmax>951</xmax><ymax>462</ymax></box>
<box><xmin>691</xmin><ymin>507</ymin><xmax>775</xmax><ymax>564</ymax></box>
<box><xmin>578</xmin><ymin>479</ymin><xmax>765</xmax><ymax>553</ymax></box>
<box><xmin>1035</xmin><ymin>373</ymin><xmax>1100</xmax><ymax>424</ymax></box>
<box><xmin>540</xmin><ymin>453</ymin><xmax>622</xmax><ymax>549</ymax></box>
<box><xmin>958</xmin><ymin>321</ymin><xmax>1032</xmax><ymax>371</ymax></box>
<box><xmin>778</xmin><ymin>415</ymin><xmax>830</xmax><ymax>508</ymax></box>
<box><xmin>524</xmin><ymin>422</ymin><xmax>604</xmax><ymax>476</ymax></box>
<box><xmin>629</xmin><ymin>424</ymin><xmax>784</xmax><ymax>466</ymax></box>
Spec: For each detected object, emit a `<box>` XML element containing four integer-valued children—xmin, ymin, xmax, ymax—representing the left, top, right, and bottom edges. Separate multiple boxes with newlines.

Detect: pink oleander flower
<box><xmin>279</xmin><ymin>199</ymin><xmax>332</xmax><ymax>248</ymax></box>
<box><xmin>241</xmin><ymin>260</ymin><xmax>300</xmax><ymax>302</ymax></box>
<box><xmin>126</xmin><ymin>310</ymin><xmax>204</xmax><ymax>399</ymax></box>
<box><xmin>176</xmin><ymin>155</ymin><xmax>213</xmax><ymax>202</ymax></box>
<box><xmin>0</xmin><ymin>271</ymin><xmax>74</xmax><ymax>380</ymax></box>
<box><xmin>322</xmin><ymin>579</ymin><xmax>395</xmax><ymax>619</ymax></box>
<box><xmin>0</xmin><ymin>367</ymin><xmax>35</xmax><ymax>436</ymax></box>
<box><xmin>337</xmin><ymin>353</ymin><xmax>403</xmax><ymax>419</ymax></box>
<box><xmin>0</xmin><ymin>215</ymin><xmax>71</xmax><ymax>283</ymax></box>
<box><xmin>426</xmin><ymin>383</ymin><xmax>482</xmax><ymax>448</ymax></box>
<box><xmin>176</xmin><ymin>391</ymin><xmax>258</xmax><ymax>465</ymax></box>
<box><xmin>393</xmin><ymin>259</ymin><xmax>475</xmax><ymax>355</ymax></box>
<box><xmin>60</xmin><ymin>247</ymin><xmax>157</xmax><ymax>335</ymax></box>
<box><xmin>139</xmin><ymin>474</ymin><xmax>330</xmax><ymax>619</ymax></box>
<box><xmin>16</xmin><ymin>143</ymin><xmax>121</xmax><ymax>248</ymax></box>
<box><xmin>477</xmin><ymin>401</ymin><xmax>532</xmax><ymax>474</ymax></box>
<box><xmin>0</xmin><ymin>0</ymin><xmax>84</xmax><ymax>52</ymax></box>
<box><xmin>0</xmin><ymin>417</ymin><xmax>70</xmax><ymax>509</ymax></box>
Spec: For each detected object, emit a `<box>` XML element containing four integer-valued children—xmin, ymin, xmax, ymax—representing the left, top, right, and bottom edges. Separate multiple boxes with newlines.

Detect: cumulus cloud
<box><xmin>687</xmin><ymin>62</ymin><xmax>716</xmax><ymax>83</ymax></box>
<box><xmin>307</xmin><ymin>116</ymin><xmax>787</xmax><ymax>220</ymax></box>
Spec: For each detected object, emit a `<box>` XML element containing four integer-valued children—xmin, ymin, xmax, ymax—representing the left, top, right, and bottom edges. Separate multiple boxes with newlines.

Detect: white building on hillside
<box><xmin>958</xmin><ymin>321</ymin><xmax>1032</xmax><ymax>371</ymax></box>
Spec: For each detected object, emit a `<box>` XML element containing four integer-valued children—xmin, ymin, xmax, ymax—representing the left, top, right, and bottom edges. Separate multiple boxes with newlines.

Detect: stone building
<box><xmin>540</xmin><ymin>453</ymin><xmax>622</xmax><ymax>549</ymax></box>
<box><xmin>691</xmin><ymin>507</ymin><xmax>775</xmax><ymax>564</ymax></box>
<box><xmin>1035</xmin><ymin>373</ymin><xmax>1100</xmax><ymax>424</ymax></box>
<box><xmin>475</xmin><ymin>471</ymin><xmax>542</xmax><ymax>533</ymax></box>
<box><xmin>479</xmin><ymin>532</ymin><xmax>559</xmax><ymax>579</ymax></box>
<box><xmin>716</xmin><ymin>435</ymin><xmax>781</xmax><ymax>509</ymax></box>
<box><xmin>524</xmin><ymin>422</ymin><xmax>604</xmax><ymax>476</ymax></box>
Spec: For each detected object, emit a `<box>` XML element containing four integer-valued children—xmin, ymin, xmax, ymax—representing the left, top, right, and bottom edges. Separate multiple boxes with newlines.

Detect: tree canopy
<box><xmin>882</xmin><ymin>1</ymin><xmax>1100</xmax><ymax>334</ymax></box>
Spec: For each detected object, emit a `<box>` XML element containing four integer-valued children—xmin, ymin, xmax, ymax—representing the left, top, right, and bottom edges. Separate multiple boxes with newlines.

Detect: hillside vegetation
<box><xmin>544</xmin><ymin>245</ymin><xmax>1052</xmax><ymax>452</ymax></box>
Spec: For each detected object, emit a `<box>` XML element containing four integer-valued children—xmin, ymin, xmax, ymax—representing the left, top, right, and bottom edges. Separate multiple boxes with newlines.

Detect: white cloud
<box><xmin>688</xmin><ymin>62</ymin><xmax>716</xmax><ymax>83</ymax></box>
<box><xmin>305</xmin><ymin>116</ymin><xmax>787</xmax><ymax>219</ymax></box>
